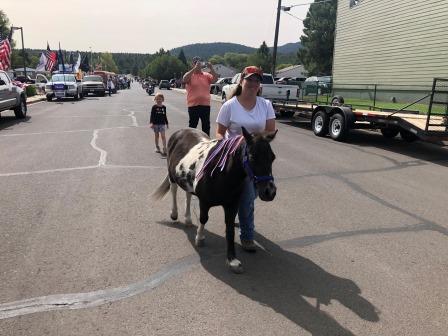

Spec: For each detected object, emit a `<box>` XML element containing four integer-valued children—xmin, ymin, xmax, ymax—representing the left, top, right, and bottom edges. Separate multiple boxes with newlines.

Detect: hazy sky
<box><xmin>2</xmin><ymin>0</ymin><xmax>309</xmax><ymax>53</ymax></box>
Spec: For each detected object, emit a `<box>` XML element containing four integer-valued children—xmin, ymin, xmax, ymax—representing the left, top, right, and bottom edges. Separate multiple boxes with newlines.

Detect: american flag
<box><xmin>45</xmin><ymin>43</ymin><xmax>57</xmax><ymax>72</ymax></box>
<box><xmin>0</xmin><ymin>33</ymin><xmax>12</xmax><ymax>71</ymax></box>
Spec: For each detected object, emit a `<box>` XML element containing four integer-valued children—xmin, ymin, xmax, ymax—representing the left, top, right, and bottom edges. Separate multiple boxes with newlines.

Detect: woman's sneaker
<box><xmin>241</xmin><ymin>239</ymin><xmax>256</xmax><ymax>252</ymax></box>
<box><xmin>154</xmin><ymin>146</ymin><xmax>161</xmax><ymax>153</ymax></box>
<box><xmin>161</xmin><ymin>149</ymin><xmax>167</xmax><ymax>158</ymax></box>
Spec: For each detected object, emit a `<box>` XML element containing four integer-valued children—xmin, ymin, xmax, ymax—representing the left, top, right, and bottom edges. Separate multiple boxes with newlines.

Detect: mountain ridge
<box><xmin>170</xmin><ymin>42</ymin><xmax>301</xmax><ymax>59</ymax></box>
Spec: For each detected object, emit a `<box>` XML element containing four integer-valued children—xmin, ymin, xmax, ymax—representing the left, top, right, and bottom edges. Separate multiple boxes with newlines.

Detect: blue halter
<box><xmin>243</xmin><ymin>145</ymin><xmax>274</xmax><ymax>184</ymax></box>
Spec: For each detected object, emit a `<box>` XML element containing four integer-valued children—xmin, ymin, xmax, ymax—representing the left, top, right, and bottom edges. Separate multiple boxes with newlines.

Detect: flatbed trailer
<box><xmin>272</xmin><ymin>78</ymin><xmax>448</xmax><ymax>143</ymax></box>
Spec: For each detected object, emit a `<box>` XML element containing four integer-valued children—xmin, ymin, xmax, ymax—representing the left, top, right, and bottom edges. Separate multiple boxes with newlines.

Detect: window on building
<box><xmin>350</xmin><ymin>0</ymin><xmax>361</xmax><ymax>8</ymax></box>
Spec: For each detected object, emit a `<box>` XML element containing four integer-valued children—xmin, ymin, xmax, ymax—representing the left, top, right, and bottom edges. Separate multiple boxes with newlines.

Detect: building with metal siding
<box><xmin>333</xmin><ymin>0</ymin><xmax>448</xmax><ymax>90</ymax></box>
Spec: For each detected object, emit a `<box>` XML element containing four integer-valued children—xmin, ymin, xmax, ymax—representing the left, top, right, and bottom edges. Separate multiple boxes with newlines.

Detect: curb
<box><xmin>27</xmin><ymin>96</ymin><xmax>46</xmax><ymax>105</ymax></box>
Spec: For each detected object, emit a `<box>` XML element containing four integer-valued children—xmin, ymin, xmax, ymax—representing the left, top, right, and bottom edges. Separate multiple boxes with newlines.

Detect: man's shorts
<box><xmin>152</xmin><ymin>124</ymin><xmax>166</xmax><ymax>133</ymax></box>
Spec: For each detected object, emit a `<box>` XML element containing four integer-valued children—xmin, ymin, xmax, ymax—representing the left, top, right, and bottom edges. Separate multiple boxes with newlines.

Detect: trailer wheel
<box><xmin>331</xmin><ymin>95</ymin><xmax>345</xmax><ymax>106</ymax></box>
<box><xmin>400</xmin><ymin>130</ymin><xmax>418</xmax><ymax>142</ymax></box>
<box><xmin>381</xmin><ymin>127</ymin><xmax>399</xmax><ymax>138</ymax></box>
<box><xmin>312</xmin><ymin>111</ymin><xmax>329</xmax><ymax>137</ymax></box>
<box><xmin>329</xmin><ymin>113</ymin><xmax>348</xmax><ymax>141</ymax></box>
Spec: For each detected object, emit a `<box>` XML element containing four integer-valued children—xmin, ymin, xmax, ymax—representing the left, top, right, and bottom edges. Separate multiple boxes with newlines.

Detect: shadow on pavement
<box><xmin>0</xmin><ymin>115</ymin><xmax>31</xmax><ymax>131</ymax></box>
<box><xmin>159</xmin><ymin>220</ymin><xmax>380</xmax><ymax>335</ymax></box>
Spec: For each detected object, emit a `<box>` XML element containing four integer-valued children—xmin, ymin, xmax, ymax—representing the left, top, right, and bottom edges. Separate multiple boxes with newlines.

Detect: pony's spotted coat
<box><xmin>175</xmin><ymin>139</ymin><xmax>219</xmax><ymax>193</ymax></box>
<box><xmin>153</xmin><ymin>128</ymin><xmax>277</xmax><ymax>273</ymax></box>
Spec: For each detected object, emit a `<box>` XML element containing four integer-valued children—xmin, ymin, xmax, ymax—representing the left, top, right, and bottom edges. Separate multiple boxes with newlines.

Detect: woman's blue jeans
<box><xmin>238</xmin><ymin>177</ymin><xmax>257</xmax><ymax>241</ymax></box>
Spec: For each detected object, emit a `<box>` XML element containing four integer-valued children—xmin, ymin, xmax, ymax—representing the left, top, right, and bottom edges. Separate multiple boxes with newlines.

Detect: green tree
<box><xmin>209</xmin><ymin>54</ymin><xmax>224</xmax><ymax>65</ymax></box>
<box><xmin>247</xmin><ymin>41</ymin><xmax>272</xmax><ymax>72</ymax></box>
<box><xmin>143</xmin><ymin>54</ymin><xmax>187</xmax><ymax>80</ymax></box>
<box><xmin>223</xmin><ymin>52</ymin><xmax>248</xmax><ymax>71</ymax></box>
<box><xmin>298</xmin><ymin>0</ymin><xmax>337</xmax><ymax>75</ymax></box>
<box><xmin>99</xmin><ymin>52</ymin><xmax>119</xmax><ymax>73</ymax></box>
<box><xmin>0</xmin><ymin>10</ymin><xmax>11</xmax><ymax>40</ymax></box>
<box><xmin>177</xmin><ymin>49</ymin><xmax>187</xmax><ymax>65</ymax></box>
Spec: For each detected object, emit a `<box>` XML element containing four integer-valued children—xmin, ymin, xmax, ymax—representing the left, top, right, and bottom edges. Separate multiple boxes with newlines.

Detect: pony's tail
<box><xmin>152</xmin><ymin>174</ymin><xmax>170</xmax><ymax>200</ymax></box>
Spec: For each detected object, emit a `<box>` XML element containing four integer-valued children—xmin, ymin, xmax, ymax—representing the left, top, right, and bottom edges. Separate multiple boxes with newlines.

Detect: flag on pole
<box><xmin>73</xmin><ymin>52</ymin><xmax>81</xmax><ymax>73</ymax></box>
<box><xmin>45</xmin><ymin>43</ymin><xmax>57</xmax><ymax>72</ymax></box>
<box><xmin>36</xmin><ymin>52</ymin><xmax>47</xmax><ymax>72</ymax></box>
<box><xmin>0</xmin><ymin>31</ymin><xmax>12</xmax><ymax>71</ymax></box>
<box><xmin>80</xmin><ymin>53</ymin><xmax>90</xmax><ymax>72</ymax></box>
<box><xmin>57</xmin><ymin>42</ymin><xmax>66</xmax><ymax>73</ymax></box>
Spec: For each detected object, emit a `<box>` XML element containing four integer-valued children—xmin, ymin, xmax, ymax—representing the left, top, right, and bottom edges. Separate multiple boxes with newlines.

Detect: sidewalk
<box><xmin>27</xmin><ymin>94</ymin><xmax>47</xmax><ymax>104</ymax></box>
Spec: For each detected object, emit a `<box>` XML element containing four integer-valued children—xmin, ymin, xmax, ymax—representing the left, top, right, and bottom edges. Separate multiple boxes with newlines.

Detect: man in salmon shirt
<box><xmin>183</xmin><ymin>56</ymin><xmax>218</xmax><ymax>136</ymax></box>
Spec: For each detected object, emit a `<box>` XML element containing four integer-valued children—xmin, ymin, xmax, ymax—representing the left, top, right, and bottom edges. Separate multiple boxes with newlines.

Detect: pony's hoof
<box><xmin>185</xmin><ymin>219</ymin><xmax>194</xmax><ymax>227</ymax></box>
<box><xmin>195</xmin><ymin>237</ymin><xmax>205</xmax><ymax>247</ymax></box>
<box><xmin>170</xmin><ymin>213</ymin><xmax>178</xmax><ymax>221</ymax></box>
<box><xmin>226</xmin><ymin>259</ymin><xmax>243</xmax><ymax>274</ymax></box>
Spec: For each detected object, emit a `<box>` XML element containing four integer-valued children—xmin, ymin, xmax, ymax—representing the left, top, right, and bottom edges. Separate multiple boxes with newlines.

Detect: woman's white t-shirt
<box><xmin>216</xmin><ymin>96</ymin><xmax>276</xmax><ymax>138</ymax></box>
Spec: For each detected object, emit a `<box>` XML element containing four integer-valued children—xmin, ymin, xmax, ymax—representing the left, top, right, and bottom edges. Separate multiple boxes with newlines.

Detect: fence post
<box><xmin>373</xmin><ymin>84</ymin><xmax>377</xmax><ymax>109</ymax></box>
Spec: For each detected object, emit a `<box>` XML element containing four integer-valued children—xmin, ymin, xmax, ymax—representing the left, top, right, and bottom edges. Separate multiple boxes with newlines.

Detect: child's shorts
<box><xmin>152</xmin><ymin>124</ymin><xmax>166</xmax><ymax>133</ymax></box>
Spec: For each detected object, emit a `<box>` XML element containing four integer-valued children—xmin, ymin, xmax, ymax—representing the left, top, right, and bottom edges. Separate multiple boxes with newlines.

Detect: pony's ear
<box><xmin>241</xmin><ymin>127</ymin><xmax>253</xmax><ymax>144</ymax></box>
<box><xmin>264</xmin><ymin>129</ymin><xmax>278</xmax><ymax>142</ymax></box>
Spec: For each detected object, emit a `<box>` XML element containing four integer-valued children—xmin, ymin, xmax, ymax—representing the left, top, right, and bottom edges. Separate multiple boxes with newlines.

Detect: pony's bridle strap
<box><xmin>243</xmin><ymin>145</ymin><xmax>274</xmax><ymax>184</ymax></box>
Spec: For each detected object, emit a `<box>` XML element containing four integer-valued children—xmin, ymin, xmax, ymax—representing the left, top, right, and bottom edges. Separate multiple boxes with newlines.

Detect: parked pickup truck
<box><xmin>45</xmin><ymin>73</ymin><xmax>83</xmax><ymax>101</ymax></box>
<box><xmin>0</xmin><ymin>70</ymin><xmax>27</xmax><ymax>119</ymax></box>
<box><xmin>221</xmin><ymin>73</ymin><xmax>300</xmax><ymax>102</ymax></box>
<box><xmin>82</xmin><ymin>75</ymin><xmax>106</xmax><ymax>96</ymax></box>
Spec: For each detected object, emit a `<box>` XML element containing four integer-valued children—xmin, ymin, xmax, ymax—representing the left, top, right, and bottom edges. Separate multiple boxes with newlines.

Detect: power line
<box><xmin>282</xmin><ymin>0</ymin><xmax>334</xmax><ymax>11</ymax></box>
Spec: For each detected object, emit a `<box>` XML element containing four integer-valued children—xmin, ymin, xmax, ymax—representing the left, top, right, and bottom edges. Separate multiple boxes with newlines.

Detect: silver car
<box><xmin>0</xmin><ymin>70</ymin><xmax>27</xmax><ymax>119</ymax></box>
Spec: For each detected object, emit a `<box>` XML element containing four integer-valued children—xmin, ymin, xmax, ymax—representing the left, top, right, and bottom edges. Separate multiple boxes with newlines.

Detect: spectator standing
<box><xmin>183</xmin><ymin>57</ymin><xmax>218</xmax><ymax>136</ymax></box>
<box><xmin>215</xmin><ymin>66</ymin><xmax>276</xmax><ymax>252</ymax></box>
<box><xmin>149</xmin><ymin>92</ymin><xmax>169</xmax><ymax>157</ymax></box>
<box><xmin>107</xmin><ymin>77</ymin><xmax>114</xmax><ymax>96</ymax></box>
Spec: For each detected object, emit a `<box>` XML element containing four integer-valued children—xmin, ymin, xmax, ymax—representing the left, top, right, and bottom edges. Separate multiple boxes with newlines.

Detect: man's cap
<box><xmin>241</xmin><ymin>66</ymin><xmax>263</xmax><ymax>80</ymax></box>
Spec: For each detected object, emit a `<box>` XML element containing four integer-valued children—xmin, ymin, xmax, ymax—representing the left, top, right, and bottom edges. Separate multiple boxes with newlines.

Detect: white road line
<box><xmin>0</xmin><ymin>166</ymin><xmax>99</xmax><ymax>177</ymax></box>
<box><xmin>0</xmin><ymin>125</ymin><xmax>148</xmax><ymax>138</ymax></box>
<box><xmin>90</xmin><ymin>129</ymin><xmax>107</xmax><ymax>166</ymax></box>
<box><xmin>0</xmin><ymin>165</ymin><xmax>165</xmax><ymax>178</ymax></box>
<box><xmin>0</xmin><ymin>255</ymin><xmax>199</xmax><ymax>320</ymax></box>
<box><xmin>127</xmin><ymin>110</ymin><xmax>139</xmax><ymax>127</ymax></box>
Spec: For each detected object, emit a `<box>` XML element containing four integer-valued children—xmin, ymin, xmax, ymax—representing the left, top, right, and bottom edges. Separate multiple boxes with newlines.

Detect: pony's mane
<box><xmin>196</xmin><ymin>135</ymin><xmax>244</xmax><ymax>181</ymax></box>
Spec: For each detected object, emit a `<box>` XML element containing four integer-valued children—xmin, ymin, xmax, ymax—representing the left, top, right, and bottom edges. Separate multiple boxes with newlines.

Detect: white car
<box><xmin>45</xmin><ymin>74</ymin><xmax>83</xmax><ymax>101</ymax></box>
<box><xmin>221</xmin><ymin>73</ymin><xmax>300</xmax><ymax>102</ymax></box>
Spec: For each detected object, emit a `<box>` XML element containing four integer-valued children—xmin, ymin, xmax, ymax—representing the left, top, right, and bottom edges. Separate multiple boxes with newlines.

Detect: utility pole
<box><xmin>89</xmin><ymin>47</ymin><xmax>92</xmax><ymax>74</ymax></box>
<box><xmin>272</xmin><ymin>0</ymin><xmax>282</xmax><ymax>76</ymax></box>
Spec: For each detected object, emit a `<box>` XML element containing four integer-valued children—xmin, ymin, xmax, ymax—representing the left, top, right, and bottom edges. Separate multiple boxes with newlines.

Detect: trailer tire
<box><xmin>400</xmin><ymin>130</ymin><xmax>418</xmax><ymax>142</ymax></box>
<box><xmin>312</xmin><ymin>111</ymin><xmax>329</xmax><ymax>137</ymax></box>
<box><xmin>329</xmin><ymin>113</ymin><xmax>348</xmax><ymax>141</ymax></box>
<box><xmin>331</xmin><ymin>95</ymin><xmax>345</xmax><ymax>106</ymax></box>
<box><xmin>381</xmin><ymin>127</ymin><xmax>399</xmax><ymax>138</ymax></box>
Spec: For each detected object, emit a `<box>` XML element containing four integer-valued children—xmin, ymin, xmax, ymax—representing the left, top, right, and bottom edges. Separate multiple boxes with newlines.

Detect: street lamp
<box><xmin>11</xmin><ymin>26</ymin><xmax>26</xmax><ymax>79</ymax></box>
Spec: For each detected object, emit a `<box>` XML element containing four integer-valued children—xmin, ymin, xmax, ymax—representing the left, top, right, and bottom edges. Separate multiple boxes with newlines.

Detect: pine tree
<box><xmin>298</xmin><ymin>0</ymin><xmax>337</xmax><ymax>75</ymax></box>
<box><xmin>178</xmin><ymin>49</ymin><xmax>187</xmax><ymax>65</ymax></box>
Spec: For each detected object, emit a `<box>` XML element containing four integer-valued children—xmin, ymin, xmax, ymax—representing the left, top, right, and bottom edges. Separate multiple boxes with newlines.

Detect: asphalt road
<box><xmin>0</xmin><ymin>85</ymin><xmax>447</xmax><ymax>335</ymax></box>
